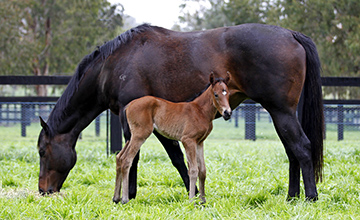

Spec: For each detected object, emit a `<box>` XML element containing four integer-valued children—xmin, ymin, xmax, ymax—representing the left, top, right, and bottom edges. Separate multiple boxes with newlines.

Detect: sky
<box><xmin>109</xmin><ymin>0</ymin><xmax>184</xmax><ymax>29</ymax></box>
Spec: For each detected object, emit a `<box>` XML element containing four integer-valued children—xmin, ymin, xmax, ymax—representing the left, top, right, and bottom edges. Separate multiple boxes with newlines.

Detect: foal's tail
<box><xmin>292</xmin><ymin>31</ymin><xmax>324</xmax><ymax>183</ymax></box>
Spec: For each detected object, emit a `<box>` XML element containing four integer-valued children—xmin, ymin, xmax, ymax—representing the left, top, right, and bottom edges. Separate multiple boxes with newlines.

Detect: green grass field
<box><xmin>1</xmin><ymin>119</ymin><xmax>360</xmax><ymax>219</ymax></box>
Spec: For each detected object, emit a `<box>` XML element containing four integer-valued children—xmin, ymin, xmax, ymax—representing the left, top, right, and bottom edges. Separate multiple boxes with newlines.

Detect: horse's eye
<box><xmin>214</xmin><ymin>93</ymin><xmax>218</xmax><ymax>98</ymax></box>
<box><xmin>39</xmin><ymin>149</ymin><xmax>46</xmax><ymax>157</ymax></box>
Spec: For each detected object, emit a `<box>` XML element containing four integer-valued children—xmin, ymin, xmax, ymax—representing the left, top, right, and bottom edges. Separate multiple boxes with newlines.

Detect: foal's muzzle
<box><xmin>223</xmin><ymin>110</ymin><xmax>232</xmax><ymax>121</ymax></box>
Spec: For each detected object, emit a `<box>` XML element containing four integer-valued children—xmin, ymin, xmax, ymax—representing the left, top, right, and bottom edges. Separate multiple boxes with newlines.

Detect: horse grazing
<box><xmin>113</xmin><ymin>73</ymin><xmax>231</xmax><ymax>204</ymax></box>
<box><xmin>37</xmin><ymin>23</ymin><xmax>323</xmax><ymax>201</ymax></box>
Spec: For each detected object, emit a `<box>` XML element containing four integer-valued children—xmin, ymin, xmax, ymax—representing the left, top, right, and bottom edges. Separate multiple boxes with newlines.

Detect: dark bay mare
<box><xmin>37</xmin><ymin>23</ymin><xmax>324</xmax><ymax>201</ymax></box>
<box><xmin>113</xmin><ymin>73</ymin><xmax>231</xmax><ymax>204</ymax></box>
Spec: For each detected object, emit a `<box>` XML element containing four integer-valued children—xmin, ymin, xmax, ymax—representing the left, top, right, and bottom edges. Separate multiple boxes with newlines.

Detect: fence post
<box><xmin>21</xmin><ymin>104</ymin><xmax>29</xmax><ymax>137</ymax></box>
<box><xmin>95</xmin><ymin>116</ymin><xmax>100</xmax><ymax>137</ymax></box>
<box><xmin>234</xmin><ymin>107</ymin><xmax>239</xmax><ymax>128</ymax></box>
<box><xmin>0</xmin><ymin>104</ymin><xmax>2</xmax><ymax>125</ymax></box>
<box><xmin>337</xmin><ymin>105</ymin><xmax>344</xmax><ymax>141</ymax></box>
<box><xmin>244</xmin><ymin>103</ymin><xmax>256</xmax><ymax>141</ymax></box>
<box><xmin>110</xmin><ymin>112</ymin><xmax>122</xmax><ymax>153</ymax></box>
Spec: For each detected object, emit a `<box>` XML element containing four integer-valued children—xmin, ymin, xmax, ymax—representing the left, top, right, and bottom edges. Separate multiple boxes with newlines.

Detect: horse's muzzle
<box><xmin>223</xmin><ymin>110</ymin><xmax>232</xmax><ymax>121</ymax></box>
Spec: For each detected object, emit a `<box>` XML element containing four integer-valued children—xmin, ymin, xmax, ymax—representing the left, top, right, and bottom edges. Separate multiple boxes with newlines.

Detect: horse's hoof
<box><xmin>286</xmin><ymin>194</ymin><xmax>300</xmax><ymax>202</ymax></box>
<box><xmin>306</xmin><ymin>195</ymin><xmax>318</xmax><ymax>202</ymax></box>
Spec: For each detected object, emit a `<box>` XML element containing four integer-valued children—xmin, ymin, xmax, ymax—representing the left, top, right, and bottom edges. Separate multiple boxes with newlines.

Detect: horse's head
<box><xmin>37</xmin><ymin>117</ymin><xmax>77</xmax><ymax>195</ymax></box>
<box><xmin>210</xmin><ymin>72</ymin><xmax>232</xmax><ymax>120</ymax></box>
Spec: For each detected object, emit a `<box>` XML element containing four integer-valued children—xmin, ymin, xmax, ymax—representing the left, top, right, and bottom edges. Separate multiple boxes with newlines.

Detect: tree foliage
<box><xmin>179</xmin><ymin>0</ymin><xmax>360</xmax><ymax>81</ymax></box>
<box><xmin>0</xmin><ymin>0</ymin><xmax>124</xmax><ymax>77</ymax></box>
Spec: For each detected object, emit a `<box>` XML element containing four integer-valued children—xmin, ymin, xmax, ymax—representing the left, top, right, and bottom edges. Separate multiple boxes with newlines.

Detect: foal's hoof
<box><xmin>113</xmin><ymin>197</ymin><xmax>120</xmax><ymax>204</ymax></box>
<box><xmin>121</xmin><ymin>199</ymin><xmax>129</xmax><ymax>204</ymax></box>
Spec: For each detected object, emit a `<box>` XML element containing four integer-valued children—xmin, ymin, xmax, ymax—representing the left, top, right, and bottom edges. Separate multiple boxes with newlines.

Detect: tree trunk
<box><xmin>33</xmin><ymin>16</ymin><xmax>51</xmax><ymax>97</ymax></box>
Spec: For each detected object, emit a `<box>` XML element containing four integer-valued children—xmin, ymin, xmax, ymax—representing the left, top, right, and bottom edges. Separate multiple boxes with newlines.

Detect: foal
<box><xmin>113</xmin><ymin>72</ymin><xmax>231</xmax><ymax>204</ymax></box>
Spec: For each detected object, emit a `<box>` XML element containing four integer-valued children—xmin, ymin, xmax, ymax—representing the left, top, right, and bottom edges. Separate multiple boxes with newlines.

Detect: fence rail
<box><xmin>1</xmin><ymin>76</ymin><xmax>360</xmax><ymax>151</ymax></box>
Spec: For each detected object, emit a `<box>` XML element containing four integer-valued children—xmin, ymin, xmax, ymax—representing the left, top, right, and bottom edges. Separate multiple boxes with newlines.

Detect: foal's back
<box><xmin>126</xmin><ymin>95</ymin><xmax>211</xmax><ymax>141</ymax></box>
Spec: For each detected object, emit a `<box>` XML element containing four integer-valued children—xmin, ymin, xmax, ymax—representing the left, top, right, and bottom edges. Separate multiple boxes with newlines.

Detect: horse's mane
<box><xmin>48</xmin><ymin>24</ymin><xmax>152</xmax><ymax>132</ymax></box>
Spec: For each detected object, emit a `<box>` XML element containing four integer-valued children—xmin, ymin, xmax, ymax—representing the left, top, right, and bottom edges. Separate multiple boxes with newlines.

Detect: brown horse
<box><xmin>113</xmin><ymin>73</ymin><xmax>231</xmax><ymax>204</ymax></box>
<box><xmin>38</xmin><ymin>23</ymin><xmax>323</xmax><ymax>201</ymax></box>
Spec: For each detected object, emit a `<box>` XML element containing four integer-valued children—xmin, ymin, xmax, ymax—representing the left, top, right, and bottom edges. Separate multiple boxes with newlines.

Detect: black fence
<box><xmin>0</xmin><ymin>102</ymin><xmax>104</xmax><ymax>137</ymax></box>
<box><xmin>1</xmin><ymin>76</ymin><xmax>360</xmax><ymax>152</ymax></box>
<box><xmin>231</xmin><ymin>102</ymin><xmax>360</xmax><ymax>141</ymax></box>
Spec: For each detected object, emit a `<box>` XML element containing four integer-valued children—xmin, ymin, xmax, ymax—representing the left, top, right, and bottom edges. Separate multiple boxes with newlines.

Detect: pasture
<box><xmin>1</xmin><ymin>119</ymin><xmax>360</xmax><ymax>219</ymax></box>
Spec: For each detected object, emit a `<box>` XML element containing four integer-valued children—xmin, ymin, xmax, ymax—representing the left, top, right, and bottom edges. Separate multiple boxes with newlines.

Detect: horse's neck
<box><xmin>48</xmin><ymin>75</ymin><xmax>105</xmax><ymax>137</ymax></box>
<box><xmin>192</xmin><ymin>86</ymin><xmax>217</xmax><ymax>120</ymax></box>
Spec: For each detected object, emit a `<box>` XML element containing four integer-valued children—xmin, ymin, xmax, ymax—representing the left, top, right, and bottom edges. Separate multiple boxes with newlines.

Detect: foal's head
<box><xmin>209</xmin><ymin>72</ymin><xmax>232</xmax><ymax>120</ymax></box>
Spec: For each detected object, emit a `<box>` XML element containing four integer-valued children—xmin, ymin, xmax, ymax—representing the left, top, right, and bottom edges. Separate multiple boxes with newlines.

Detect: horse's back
<box><xmin>105</xmin><ymin>23</ymin><xmax>306</xmax><ymax>112</ymax></box>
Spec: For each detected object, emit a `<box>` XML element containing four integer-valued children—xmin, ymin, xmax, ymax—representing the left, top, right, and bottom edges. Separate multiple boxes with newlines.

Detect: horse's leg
<box><xmin>197</xmin><ymin>142</ymin><xmax>206</xmax><ymax>203</ymax></box>
<box><xmin>181</xmin><ymin>138</ymin><xmax>198</xmax><ymax>200</ymax></box>
<box><xmin>285</xmin><ymin>146</ymin><xmax>301</xmax><ymax>199</ymax></box>
<box><xmin>153</xmin><ymin>130</ymin><xmax>197</xmax><ymax>194</ymax></box>
<box><xmin>269</xmin><ymin>108</ymin><xmax>318</xmax><ymax>200</ymax></box>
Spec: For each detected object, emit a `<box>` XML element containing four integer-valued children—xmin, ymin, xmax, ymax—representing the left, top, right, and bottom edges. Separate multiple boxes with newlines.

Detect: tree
<box><xmin>0</xmin><ymin>0</ymin><xmax>124</xmax><ymax>96</ymax></box>
<box><xmin>178</xmin><ymin>0</ymin><xmax>232</xmax><ymax>31</ymax></box>
<box><xmin>178</xmin><ymin>0</ymin><xmax>276</xmax><ymax>30</ymax></box>
<box><xmin>278</xmin><ymin>0</ymin><xmax>360</xmax><ymax>98</ymax></box>
<box><xmin>178</xmin><ymin>0</ymin><xmax>360</xmax><ymax>98</ymax></box>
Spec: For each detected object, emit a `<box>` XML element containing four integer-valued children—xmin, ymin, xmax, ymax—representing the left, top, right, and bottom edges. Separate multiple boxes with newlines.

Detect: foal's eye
<box><xmin>214</xmin><ymin>93</ymin><xmax>218</xmax><ymax>98</ymax></box>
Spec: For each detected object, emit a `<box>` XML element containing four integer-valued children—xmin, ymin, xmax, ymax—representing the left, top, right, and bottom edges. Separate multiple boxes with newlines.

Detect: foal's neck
<box><xmin>192</xmin><ymin>85</ymin><xmax>217</xmax><ymax>120</ymax></box>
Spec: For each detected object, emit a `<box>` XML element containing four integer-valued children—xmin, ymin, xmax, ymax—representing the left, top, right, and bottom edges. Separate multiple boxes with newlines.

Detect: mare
<box><xmin>113</xmin><ymin>73</ymin><xmax>231</xmax><ymax>204</ymax></box>
<box><xmin>37</xmin><ymin>23</ymin><xmax>324</xmax><ymax>201</ymax></box>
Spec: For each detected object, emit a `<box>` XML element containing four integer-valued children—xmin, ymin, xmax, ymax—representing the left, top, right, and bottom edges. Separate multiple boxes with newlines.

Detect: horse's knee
<box><xmin>293</xmin><ymin>141</ymin><xmax>312</xmax><ymax>164</ymax></box>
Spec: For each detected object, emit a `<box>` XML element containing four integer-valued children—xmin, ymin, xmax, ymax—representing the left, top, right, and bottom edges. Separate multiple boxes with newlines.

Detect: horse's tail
<box><xmin>292</xmin><ymin>31</ymin><xmax>324</xmax><ymax>183</ymax></box>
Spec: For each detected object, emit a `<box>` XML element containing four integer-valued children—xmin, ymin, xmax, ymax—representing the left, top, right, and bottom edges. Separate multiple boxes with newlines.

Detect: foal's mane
<box><xmin>187</xmin><ymin>76</ymin><xmax>228</xmax><ymax>102</ymax></box>
<box><xmin>48</xmin><ymin>24</ymin><xmax>152</xmax><ymax>131</ymax></box>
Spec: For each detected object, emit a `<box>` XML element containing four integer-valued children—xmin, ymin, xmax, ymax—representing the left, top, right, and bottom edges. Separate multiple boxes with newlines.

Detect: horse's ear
<box><xmin>225</xmin><ymin>71</ymin><xmax>231</xmax><ymax>84</ymax></box>
<box><xmin>39</xmin><ymin>117</ymin><xmax>50</xmax><ymax>136</ymax></box>
<box><xmin>209</xmin><ymin>72</ymin><xmax>215</xmax><ymax>85</ymax></box>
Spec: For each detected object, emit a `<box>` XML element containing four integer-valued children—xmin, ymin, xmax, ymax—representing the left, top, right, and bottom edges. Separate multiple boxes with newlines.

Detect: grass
<box><xmin>1</xmin><ymin>119</ymin><xmax>360</xmax><ymax>219</ymax></box>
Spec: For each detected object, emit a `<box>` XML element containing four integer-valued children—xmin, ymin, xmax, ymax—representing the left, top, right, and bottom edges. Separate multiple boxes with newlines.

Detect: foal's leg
<box><xmin>197</xmin><ymin>143</ymin><xmax>206</xmax><ymax>203</ymax></box>
<box><xmin>121</xmin><ymin>114</ymin><xmax>141</xmax><ymax>200</ymax></box>
<box><xmin>113</xmin><ymin>141</ymin><xmax>131</xmax><ymax>203</ymax></box>
<box><xmin>181</xmin><ymin>138</ymin><xmax>198</xmax><ymax>200</ymax></box>
<box><xmin>269</xmin><ymin>108</ymin><xmax>318</xmax><ymax>200</ymax></box>
<box><xmin>153</xmin><ymin>130</ymin><xmax>197</xmax><ymax>194</ymax></box>
<box><xmin>120</xmin><ymin>136</ymin><xmax>147</xmax><ymax>204</ymax></box>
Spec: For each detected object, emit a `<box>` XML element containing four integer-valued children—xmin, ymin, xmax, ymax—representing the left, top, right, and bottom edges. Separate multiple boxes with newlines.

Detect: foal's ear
<box><xmin>209</xmin><ymin>72</ymin><xmax>215</xmax><ymax>85</ymax></box>
<box><xmin>39</xmin><ymin>117</ymin><xmax>50</xmax><ymax>136</ymax></box>
<box><xmin>225</xmin><ymin>71</ymin><xmax>231</xmax><ymax>85</ymax></box>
